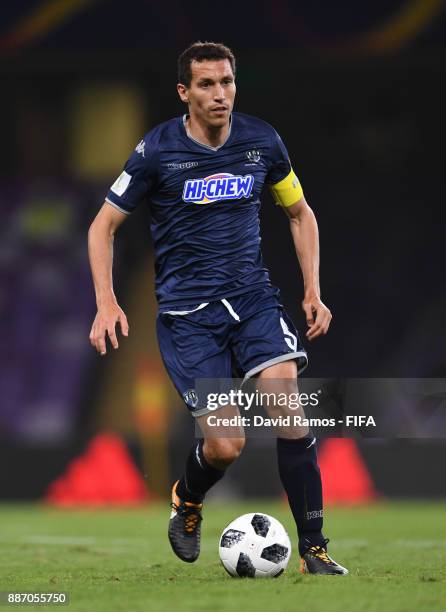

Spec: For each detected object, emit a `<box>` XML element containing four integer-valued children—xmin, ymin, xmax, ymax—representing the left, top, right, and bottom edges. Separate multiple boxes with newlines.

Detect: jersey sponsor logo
<box><xmin>167</xmin><ymin>161</ymin><xmax>199</xmax><ymax>170</ymax></box>
<box><xmin>135</xmin><ymin>139</ymin><xmax>145</xmax><ymax>157</ymax></box>
<box><xmin>110</xmin><ymin>170</ymin><xmax>132</xmax><ymax>196</ymax></box>
<box><xmin>183</xmin><ymin>173</ymin><xmax>254</xmax><ymax>204</ymax></box>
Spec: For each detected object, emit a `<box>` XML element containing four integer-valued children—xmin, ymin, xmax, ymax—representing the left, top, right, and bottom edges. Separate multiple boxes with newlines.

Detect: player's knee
<box><xmin>204</xmin><ymin>437</ymin><xmax>245</xmax><ymax>469</ymax></box>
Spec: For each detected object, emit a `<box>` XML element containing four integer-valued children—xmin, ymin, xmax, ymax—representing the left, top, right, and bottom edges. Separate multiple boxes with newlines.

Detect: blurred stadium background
<box><xmin>0</xmin><ymin>0</ymin><xmax>445</xmax><ymax>508</ymax></box>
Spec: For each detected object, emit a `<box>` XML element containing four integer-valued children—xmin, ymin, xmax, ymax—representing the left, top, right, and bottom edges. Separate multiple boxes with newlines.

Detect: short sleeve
<box><xmin>106</xmin><ymin>136</ymin><xmax>158</xmax><ymax>214</ymax></box>
<box><xmin>266</xmin><ymin>128</ymin><xmax>304</xmax><ymax>207</ymax></box>
<box><xmin>265</xmin><ymin>129</ymin><xmax>292</xmax><ymax>185</ymax></box>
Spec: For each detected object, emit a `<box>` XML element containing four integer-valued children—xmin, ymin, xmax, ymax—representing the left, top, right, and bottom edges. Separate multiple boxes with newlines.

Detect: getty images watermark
<box><xmin>192</xmin><ymin>378</ymin><xmax>446</xmax><ymax>439</ymax></box>
<box><xmin>204</xmin><ymin>388</ymin><xmax>375</xmax><ymax>429</ymax></box>
<box><xmin>206</xmin><ymin>389</ymin><xmax>320</xmax><ymax>411</ymax></box>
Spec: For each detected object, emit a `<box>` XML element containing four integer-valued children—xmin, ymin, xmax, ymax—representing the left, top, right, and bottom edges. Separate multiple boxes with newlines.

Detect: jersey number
<box><xmin>280</xmin><ymin>317</ymin><xmax>297</xmax><ymax>351</ymax></box>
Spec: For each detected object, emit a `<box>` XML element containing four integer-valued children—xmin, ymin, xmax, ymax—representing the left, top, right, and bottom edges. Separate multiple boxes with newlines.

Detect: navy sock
<box><xmin>176</xmin><ymin>440</ymin><xmax>225</xmax><ymax>504</ymax></box>
<box><xmin>276</xmin><ymin>436</ymin><xmax>326</xmax><ymax>556</ymax></box>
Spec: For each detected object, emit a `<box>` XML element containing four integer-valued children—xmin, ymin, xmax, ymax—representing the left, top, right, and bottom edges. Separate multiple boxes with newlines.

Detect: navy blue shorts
<box><xmin>156</xmin><ymin>287</ymin><xmax>308</xmax><ymax>417</ymax></box>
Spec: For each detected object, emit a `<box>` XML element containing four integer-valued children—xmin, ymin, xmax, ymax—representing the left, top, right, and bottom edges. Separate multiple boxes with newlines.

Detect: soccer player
<box><xmin>88</xmin><ymin>42</ymin><xmax>348</xmax><ymax>575</ymax></box>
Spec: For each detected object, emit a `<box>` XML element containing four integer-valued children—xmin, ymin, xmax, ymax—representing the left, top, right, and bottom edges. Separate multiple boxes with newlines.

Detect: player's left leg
<box><xmin>227</xmin><ymin>287</ymin><xmax>348</xmax><ymax>575</ymax></box>
<box><xmin>258</xmin><ymin>360</ymin><xmax>348</xmax><ymax>575</ymax></box>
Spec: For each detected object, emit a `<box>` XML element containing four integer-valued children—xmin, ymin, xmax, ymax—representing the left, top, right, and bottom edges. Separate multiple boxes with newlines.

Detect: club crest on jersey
<box><xmin>246</xmin><ymin>149</ymin><xmax>261</xmax><ymax>163</ymax></box>
<box><xmin>183</xmin><ymin>389</ymin><xmax>198</xmax><ymax>408</ymax></box>
<box><xmin>182</xmin><ymin>173</ymin><xmax>254</xmax><ymax>204</ymax></box>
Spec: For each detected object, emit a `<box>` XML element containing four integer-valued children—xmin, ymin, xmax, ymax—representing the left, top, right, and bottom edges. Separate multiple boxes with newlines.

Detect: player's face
<box><xmin>178</xmin><ymin>59</ymin><xmax>236</xmax><ymax>128</ymax></box>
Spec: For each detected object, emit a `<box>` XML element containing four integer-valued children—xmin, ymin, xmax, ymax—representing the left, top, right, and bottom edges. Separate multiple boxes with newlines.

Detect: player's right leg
<box><xmin>156</xmin><ymin>304</ymin><xmax>245</xmax><ymax>562</ymax></box>
<box><xmin>169</xmin><ymin>429</ymin><xmax>245</xmax><ymax>562</ymax></box>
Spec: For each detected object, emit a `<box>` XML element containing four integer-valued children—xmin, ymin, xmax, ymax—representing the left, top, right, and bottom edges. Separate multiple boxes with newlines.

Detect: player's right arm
<box><xmin>88</xmin><ymin>203</ymin><xmax>129</xmax><ymax>356</ymax></box>
<box><xmin>88</xmin><ymin>129</ymin><xmax>158</xmax><ymax>354</ymax></box>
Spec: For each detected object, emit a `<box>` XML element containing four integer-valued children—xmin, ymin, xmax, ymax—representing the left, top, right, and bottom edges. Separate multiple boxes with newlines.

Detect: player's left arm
<box><xmin>284</xmin><ymin>195</ymin><xmax>332</xmax><ymax>340</ymax></box>
<box><xmin>266</xmin><ymin>128</ymin><xmax>331</xmax><ymax>340</ymax></box>
<box><xmin>270</xmin><ymin>172</ymin><xmax>332</xmax><ymax>340</ymax></box>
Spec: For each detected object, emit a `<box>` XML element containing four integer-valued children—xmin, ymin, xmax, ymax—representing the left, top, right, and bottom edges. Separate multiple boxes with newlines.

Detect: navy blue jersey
<box><xmin>106</xmin><ymin>112</ymin><xmax>296</xmax><ymax>307</ymax></box>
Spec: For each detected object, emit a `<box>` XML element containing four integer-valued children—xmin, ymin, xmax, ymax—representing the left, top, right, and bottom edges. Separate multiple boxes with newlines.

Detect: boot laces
<box><xmin>171</xmin><ymin>502</ymin><xmax>202</xmax><ymax>534</ymax></box>
<box><xmin>308</xmin><ymin>538</ymin><xmax>334</xmax><ymax>564</ymax></box>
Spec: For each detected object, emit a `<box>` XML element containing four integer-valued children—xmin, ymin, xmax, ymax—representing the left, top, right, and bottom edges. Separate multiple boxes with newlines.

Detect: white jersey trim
<box><xmin>221</xmin><ymin>298</ymin><xmax>240</xmax><ymax>321</ymax></box>
<box><xmin>163</xmin><ymin>302</ymin><xmax>209</xmax><ymax>316</ymax></box>
<box><xmin>182</xmin><ymin>114</ymin><xmax>232</xmax><ymax>151</ymax></box>
<box><xmin>105</xmin><ymin>197</ymin><xmax>131</xmax><ymax>215</ymax></box>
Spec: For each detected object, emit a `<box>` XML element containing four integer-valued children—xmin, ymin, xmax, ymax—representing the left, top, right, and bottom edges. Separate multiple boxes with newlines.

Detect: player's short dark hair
<box><xmin>178</xmin><ymin>41</ymin><xmax>236</xmax><ymax>87</ymax></box>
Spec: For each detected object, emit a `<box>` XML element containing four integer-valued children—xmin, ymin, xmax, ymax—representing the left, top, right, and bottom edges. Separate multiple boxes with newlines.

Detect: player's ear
<box><xmin>177</xmin><ymin>83</ymin><xmax>188</xmax><ymax>103</ymax></box>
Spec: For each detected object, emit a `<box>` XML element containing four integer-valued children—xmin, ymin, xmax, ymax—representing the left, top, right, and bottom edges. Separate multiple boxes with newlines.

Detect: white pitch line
<box><xmin>325</xmin><ymin>539</ymin><xmax>446</xmax><ymax>549</ymax></box>
<box><xmin>22</xmin><ymin>536</ymin><xmax>97</xmax><ymax>545</ymax></box>
<box><xmin>394</xmin><ymin>539</ymin><xmax>446</xmax><ymax>548</ymax></box>
<box><xmin>328</xmin><ymin>539</ymin><xmax>368</xmax><ymax>548</ymax></box>
<box><xmin>11</xmin><ymin>536</ymin><xmax>445</xmax><ymax>550</ymax></box>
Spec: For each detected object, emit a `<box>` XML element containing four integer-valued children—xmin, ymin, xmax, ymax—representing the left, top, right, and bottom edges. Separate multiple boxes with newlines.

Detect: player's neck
<box><xmin>185</xmin><ymin>114</ymin><xmax>230</xmax><ymax>149</ymax></box>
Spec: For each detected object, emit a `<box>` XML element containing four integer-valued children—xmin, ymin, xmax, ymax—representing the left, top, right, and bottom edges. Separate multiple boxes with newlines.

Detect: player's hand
<box><xmin>302</xmin><ymin>293</ymin><xmax>332</xmax><ymax>341</ymax></box>
<box><xmin>89</xmin><ymin>301</ymin><xmax>129</xmax><ymax>356</ymax></box>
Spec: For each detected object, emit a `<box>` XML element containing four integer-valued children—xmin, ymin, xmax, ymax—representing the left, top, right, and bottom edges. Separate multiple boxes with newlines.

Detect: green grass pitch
<box><xmin>0</xmin><ymin>501</ymin><xmax>445</xmax><ymax>611</ymax></box>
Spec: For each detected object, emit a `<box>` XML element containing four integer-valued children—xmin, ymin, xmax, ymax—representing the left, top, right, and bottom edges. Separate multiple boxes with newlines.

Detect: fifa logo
<box><xmin>246</xmin><ymin>149</ymin><xmax>261</xmax><ymax>163</ymax></box>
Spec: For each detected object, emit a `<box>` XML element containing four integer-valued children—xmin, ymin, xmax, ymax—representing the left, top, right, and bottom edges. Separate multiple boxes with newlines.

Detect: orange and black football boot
<box><xmin>168</xmin><ymin>480</ymin><xmax>203</xmax><ymax>563</ymax></box>
<box><xmin>300</xmin><ymin>539</ymin><xmax>348</xmax><ymax>575</ymax></box>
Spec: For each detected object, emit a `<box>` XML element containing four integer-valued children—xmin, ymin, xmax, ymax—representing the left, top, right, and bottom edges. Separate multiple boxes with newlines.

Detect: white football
<box><xmin>219</xmin><ymin>512</ymin><xmax>291</xmax><ymax>578</ymax></box>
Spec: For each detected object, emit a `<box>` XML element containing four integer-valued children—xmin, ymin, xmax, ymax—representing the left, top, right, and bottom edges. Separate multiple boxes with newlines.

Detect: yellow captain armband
<box><xmin>269</xmin><ymin>169</ymin><xmax>303</xmax><ymax>207</ymax></box>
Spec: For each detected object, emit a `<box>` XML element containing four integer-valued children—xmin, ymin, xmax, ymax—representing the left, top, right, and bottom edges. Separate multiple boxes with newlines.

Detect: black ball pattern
<box><xmin>260</xmin><ymin>543</ymin><xmax>289</xmax><ymax>563</ymax></box>
<box><xmin>236</xmin><ymin>552</ymin><xmax>256</xmax><ymax>578</ymax></box>
<box><xmin>251</xmin><ymin>514</ymin><xmax>271</xmax><ymax>537</ymax></box>
<box><xmin>220</xmin><ymin>529</ymin><xmax>245</xmax><ymax>549</ymax></box>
